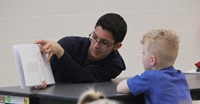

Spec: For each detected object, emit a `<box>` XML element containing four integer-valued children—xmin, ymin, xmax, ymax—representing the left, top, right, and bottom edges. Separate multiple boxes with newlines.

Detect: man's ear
<box><xmin>113</xmin><ymin>42</ymin><xmax>122</xmax><ymax>50</ymax></box>
<box><xmin>150</xmin><ymin>55</ymin><xmax>156</xmax><ymax>66</ymax></box>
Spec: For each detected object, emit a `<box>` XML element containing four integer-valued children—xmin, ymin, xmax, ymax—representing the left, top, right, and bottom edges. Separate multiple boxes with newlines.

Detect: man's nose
<box><xmin>93</xmin><ymin>40</ymin><xmax>101</xmax><ymax>48</ymax></box>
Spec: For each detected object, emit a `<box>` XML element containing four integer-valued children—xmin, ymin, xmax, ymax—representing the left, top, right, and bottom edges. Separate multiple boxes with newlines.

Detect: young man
<box><xmin>35</xmin><ymin>13</ymin><xmax>127</xmax><ymax>88</ymax></box>
<box><xmin>117</xmin><ymin>29</ymin><xmax>192</xmax><ymax>104</ymax></box>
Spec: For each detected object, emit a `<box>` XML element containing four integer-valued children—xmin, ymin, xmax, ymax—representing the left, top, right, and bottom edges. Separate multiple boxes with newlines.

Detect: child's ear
<box><xmin>150</xmin><ymin>55</ymin><xmax>156</xmax><ymax>66</ymax></box>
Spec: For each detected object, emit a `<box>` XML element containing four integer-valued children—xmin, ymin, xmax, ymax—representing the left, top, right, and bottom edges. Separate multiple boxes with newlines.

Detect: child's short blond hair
<box><xmin>141</xmin><ymin>29</ymin><xmax>180</xmax><ymax>69</ymax></box>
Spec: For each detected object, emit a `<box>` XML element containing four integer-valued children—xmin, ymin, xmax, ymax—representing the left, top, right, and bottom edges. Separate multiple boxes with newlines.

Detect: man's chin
<box><xmin>90</xmin><ymin>56</ymin><xmax>99</xmax><ymax>61</ymax></box>
<box><xmin>90</xmin><ymin>54</ymin><xmax>102</xmax><ymax>61</ymax></box>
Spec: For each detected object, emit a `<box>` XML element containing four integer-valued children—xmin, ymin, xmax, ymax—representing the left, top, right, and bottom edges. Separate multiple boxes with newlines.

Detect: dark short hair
<box><xmin>95</xmin><ymin>13</ymin><xmax>127</xmax><ymax>43</ymax></box>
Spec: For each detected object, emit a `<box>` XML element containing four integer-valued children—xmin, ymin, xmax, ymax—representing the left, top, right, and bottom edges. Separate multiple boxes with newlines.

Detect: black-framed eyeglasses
<box><xmin>89</xmin><ymin>32</ymin><xmax>115</xmax><ymax>49</ymax></box>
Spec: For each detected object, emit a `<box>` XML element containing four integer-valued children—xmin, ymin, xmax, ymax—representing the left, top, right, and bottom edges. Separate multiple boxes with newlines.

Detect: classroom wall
<box><xmin>0</xmin><ymin>0</ymin><xmax>200</xmax><ymax>87</ymax></box>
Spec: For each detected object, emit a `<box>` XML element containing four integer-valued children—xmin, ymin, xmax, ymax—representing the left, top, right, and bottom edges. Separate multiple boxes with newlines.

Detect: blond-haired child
<box><xmin>117</xmin><ymin>29</ymin><xmax>192</xmax><ymax>104</ymax></box>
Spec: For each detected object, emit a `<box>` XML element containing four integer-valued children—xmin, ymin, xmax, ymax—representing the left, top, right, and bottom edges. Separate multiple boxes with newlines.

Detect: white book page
<box><xmin>13</xmin><ymin>44</ymin><xmax>55</xmax><ymax>89</ymax></box>
<box><xmin>13</xmin><ymin>45</ymin><xmax>26</xmax><ymax>89</ymax></box>
<box><xmin>41</xmin><ymin>54</ymin><xmax>55</xmax><ymax>85</ymax></box>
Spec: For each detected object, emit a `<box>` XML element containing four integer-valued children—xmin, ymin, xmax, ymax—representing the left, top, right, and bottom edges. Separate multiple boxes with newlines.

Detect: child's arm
<box><xmin>117</xmin><ymin>79</ymin><xmax>130</xmax><ymax>94</ymax></box>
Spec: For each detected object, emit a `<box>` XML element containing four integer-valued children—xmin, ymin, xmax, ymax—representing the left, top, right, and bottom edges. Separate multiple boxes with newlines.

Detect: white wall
<box><xmin>0</xmin><ymin>0</ymin><xmax>200</xmax><ymax>87</ymax></box>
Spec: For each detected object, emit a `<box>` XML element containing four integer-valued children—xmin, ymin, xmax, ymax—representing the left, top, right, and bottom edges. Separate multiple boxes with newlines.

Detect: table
<box><xmin>185</xmin><ymin>73</ymin><xmax>200</xmax><ymax>100</ymax></box>
<box><xmin>0</xmin><ymin>74</ymin><xmax>200</xmax><ymax>104</ymax></box>
<box><xmin>0</xmin><ymin>77</ymin><xmax>144</xmax><ymax>104</ymax></box>
<box><xmin>34</xmin><ymin>80</ymin><xmax>144</xmax><ymax>104</ymax></box>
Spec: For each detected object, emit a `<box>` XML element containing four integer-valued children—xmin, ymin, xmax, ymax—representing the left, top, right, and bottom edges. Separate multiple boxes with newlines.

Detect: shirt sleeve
<box><xmin>50</xmin><ymin>37</ymin><xmax>125</xmax><ymax>83</ymax></box>
<box><xmin>127</xmin><ymin>72</ymin><xmax>150</xmax><ymax>96</ymax></box>
<box><xmin>52</xmin><ymin>53</ymin><xmax>124</xmax><ymax>83</ymax></box>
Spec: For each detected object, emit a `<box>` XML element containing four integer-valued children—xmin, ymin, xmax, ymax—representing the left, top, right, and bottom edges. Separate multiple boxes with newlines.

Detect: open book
<box><xmin>13</xmin><ymin>44</ymin><xmax>55</xmax><ymax>89</ymax></box>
